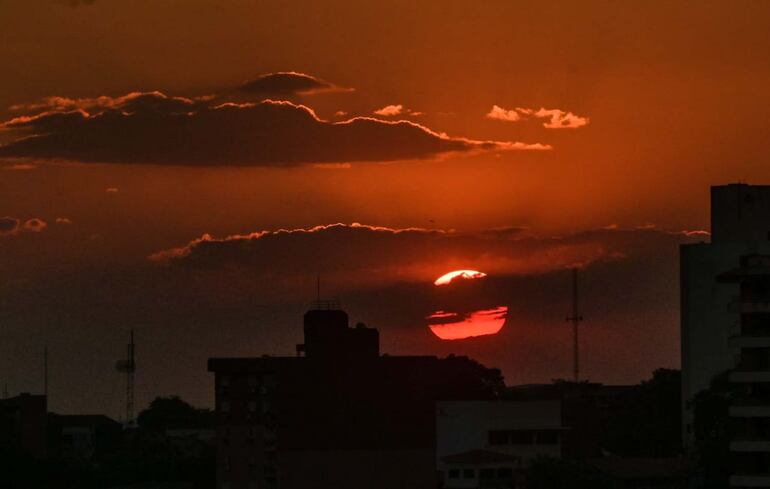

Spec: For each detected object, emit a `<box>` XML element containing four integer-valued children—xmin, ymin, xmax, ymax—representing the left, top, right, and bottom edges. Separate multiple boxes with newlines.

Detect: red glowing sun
<box><xmin>426</xmin><ymin>269</ymin><xmax>508</xmax><ymax>340</ymax></box>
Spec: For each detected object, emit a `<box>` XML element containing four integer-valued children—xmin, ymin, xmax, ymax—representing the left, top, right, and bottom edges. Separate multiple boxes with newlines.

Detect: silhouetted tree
<box><xmin>137</xmin><ymin>395</ymin><xmax>213</xmax><ymax>432</ymax></box>
<box><xmin>443</xmin><ymin>354</ymin><xmax>506</xmax><ymax>397</ymax></box>
<box><xmin>601</xmin><ymin>368</ymin><xmax>682</xmax><ymax>456</ymax></box>
<box><xmin>690</xmin><ymin>371</ymin><xmax>732</xmax><ymax>489</ymax></box>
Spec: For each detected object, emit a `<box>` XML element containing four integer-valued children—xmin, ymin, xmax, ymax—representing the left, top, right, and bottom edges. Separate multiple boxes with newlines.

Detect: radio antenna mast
<box><xmin>115</xmin><ymin>330</ymin><xmax>136</xmax><ymax>427</ymax></box>
<box><xmin>126</xmin><ymin>330</ymin><xmax>135</xmax><ymax>426</ymax></box>
<box><xmin>566</xmin><ymin>268</ymin><xmax>584</xmax><ymax>382</ymax></box>
<box><xmin>44</xmin><ymin>345</ymin><xmax>48</xmax><ymax>398</ymax></box>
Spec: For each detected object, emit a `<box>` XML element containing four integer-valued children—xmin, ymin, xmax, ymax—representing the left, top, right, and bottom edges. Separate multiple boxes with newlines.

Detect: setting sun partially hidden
<box><xmin>427</xmin><ymin>269</ymin><xmax>507</xmax><ymax>340</ymax></box>
<box><xmin>433</xmin><ymin>270</ymin><xmax>487</xmax><ymax>286</ymax></box>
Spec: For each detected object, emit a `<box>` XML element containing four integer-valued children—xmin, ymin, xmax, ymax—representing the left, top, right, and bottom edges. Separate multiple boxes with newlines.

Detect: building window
<box><xmin>489</xmin><ymin>430</ymin><xmax>508</xmax><ymax>445</ymax></box>
<box><xmin>496</xmin><ymin>468</ymin><xmax>513</xmax><ymax>478</ymax></box>
<box><xmin>448</xmin><ymin>469</ymin><xmax>460</xmax><ymax>479</ymax></box>
<box><xmin>220</xmin><ymin>401</ymin><xmax>231</xmax><ymax>413</ymax></box>
<box><xmin>463</xmin><ymin>468</ymin><xmax>475</xmax><ymax>479</ymax></box>
<box><xmin>509</xmin><ymin>431</ymin><xmax>533</xmax><ymax>445</ymax></box>
<box><xmin>535</xmin><ymin>431</ymin><xmax>559</xmax><ymax>444</ymax></box>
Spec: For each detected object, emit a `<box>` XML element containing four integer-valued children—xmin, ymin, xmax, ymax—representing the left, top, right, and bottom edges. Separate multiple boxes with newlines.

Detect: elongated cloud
<box><xmin>0</xmin><ymin>92</ymin><xmax>547</xmax><ymax>166</ymax></box>
<box><xmin>238</xmin><ymin>72</ymin><xmax>351</xmax><ymax>97</ymax></box>
<box><xmin>8</xmin><ymin>91</ymin><xmax>201</xmax><ymax>115</ymax></box>
<box><xmin>486</xmin><ymin>106</ymin><xmax>589</xmax><ymax>129</ymax></box>
<box><xmin>150</xmin><ymin>222</ymin><xmax>704</xmax><ymax>289</ymax></box>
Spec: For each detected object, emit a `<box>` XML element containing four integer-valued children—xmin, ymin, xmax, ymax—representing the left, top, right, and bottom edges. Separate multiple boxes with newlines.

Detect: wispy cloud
<box><xmin>0</xmin><ymin>217</ymin><xmax>48</xmax><ymax>236</ymax></box>
<box><xmin>373</xmin><ymin>104</ymin><xmax>423</xmax><ymax>117</ymax></box>
<box><xmin>485</xmin><ymin>105</ymin><xmax>521</xmax><ymax>122</ymax></box>
<box><xmin>486</xmin><ymin>106</ymin><xmax>589</xmax><ymax>129</ymax></box>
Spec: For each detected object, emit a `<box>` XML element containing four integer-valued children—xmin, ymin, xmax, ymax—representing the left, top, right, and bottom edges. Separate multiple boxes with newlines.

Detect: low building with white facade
<box><xmin>436</xmin><ymin>400</ymin><xmax>564</xmax><ymax>488</ymax></box>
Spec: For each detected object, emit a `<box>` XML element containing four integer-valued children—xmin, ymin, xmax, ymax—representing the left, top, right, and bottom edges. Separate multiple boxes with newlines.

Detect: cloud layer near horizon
<box><xmin>150</xmin><ymin>222</ymin><xmax>706</xmax><ymax>289</ymax></box>
<box><xmin>0</xmin><ymin>91</ymin><xmax>548</xmax><ymax>166</ymax></box>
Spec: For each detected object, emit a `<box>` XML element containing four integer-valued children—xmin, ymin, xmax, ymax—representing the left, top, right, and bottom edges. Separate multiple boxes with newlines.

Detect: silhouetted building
<box><xmin>48</xmin><ymin>413</ymin><xmax>122</xmax><ymax>460</ymax></box>
<box><xmin>681</xmin><ymin>183</ymin><xmax>770</xmax><ymax>449</ymax></box>
<box><xmin>718</xmin><ymin>254</ymin><xmax>770</xmax><ymax>487</ymax></box>
<box><xmin>436</xmin><ymin>400</ymin><xmax>564</xmax><ymax>488</ymax></box>
<box><xmin>0</xmin><ymin>393</ymin><xmax>48</xmax><ymax>459</ymax></box>
<box><xmin>208</xmin><ymin>304</ymin><xmax>501</xmax><ymax>489</ymax></box>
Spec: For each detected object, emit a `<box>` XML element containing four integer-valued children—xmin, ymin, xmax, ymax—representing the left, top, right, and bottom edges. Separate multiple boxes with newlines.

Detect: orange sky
<box><xmin>2</xmin><ymin>0</ymin><xmax>770</xmax><ymax>238</ymax></box>
<box><xmin>1</xmin><ymin>0</ymin><xmax>769</xmax><ymax>417</ymax></box>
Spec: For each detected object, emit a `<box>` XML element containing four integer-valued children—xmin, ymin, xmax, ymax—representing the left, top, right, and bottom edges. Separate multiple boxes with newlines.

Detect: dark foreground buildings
<box><xmin>208</xmin><ymin>303</ymin><xmax>503</xmax><ymax>489</ymax></box>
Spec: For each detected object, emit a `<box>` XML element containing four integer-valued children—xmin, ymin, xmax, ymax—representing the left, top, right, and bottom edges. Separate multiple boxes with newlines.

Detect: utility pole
<box><xmin>566</xmin><ymin>268</ymin><xmax>584</xmax><ymax>382</ymax></box>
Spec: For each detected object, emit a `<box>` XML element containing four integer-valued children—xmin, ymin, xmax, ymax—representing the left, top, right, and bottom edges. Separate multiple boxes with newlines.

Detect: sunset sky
<box><xmin>1</xmin><ymin>0</ymin><xmax>769</xmax><ymax>419</ymax></box>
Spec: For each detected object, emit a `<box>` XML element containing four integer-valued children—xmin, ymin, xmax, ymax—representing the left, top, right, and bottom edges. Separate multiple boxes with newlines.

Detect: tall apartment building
<box><xmin>681</xmin><ymin>184</ymin><xmax>770</xmax><ymax>448</ymax></box>
<box><xmin>208</xmin><ymin>304</ymin><xmax>501</xmax><ymax>489</ymax></box>
<box><xmin>718</xmin><ymin>254</ymin><xmax>770</xmax><ymax>487</ymax></box>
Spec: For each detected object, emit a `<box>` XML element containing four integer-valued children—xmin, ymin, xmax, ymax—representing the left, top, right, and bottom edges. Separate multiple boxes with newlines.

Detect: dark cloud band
<box><xmin>0</xmin><ymin>92</ymin><xmax>546</xmax><ymax>166</ymax></box>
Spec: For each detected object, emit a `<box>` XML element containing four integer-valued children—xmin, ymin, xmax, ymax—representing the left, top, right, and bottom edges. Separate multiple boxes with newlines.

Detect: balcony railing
<box><xmin>729</xmin><ymin>336</ymin><xmax>770</xmax><ymax>349</ymax></box>
<box><xmin>730</xmin><ymin>474</ymin><xmax>770</xmax><ymax>487</ymax></box>
<box><xmin>730</xmin><ymin>439</ymin><xmax>770</xmax><ymax>452</ymax></box>
<box><xmin>729</xmin><ymin>296</ymin><xmax>770</xmax><ymax>313</ymax></box>
<box><xmin>730</xmin><ymin>404</ymin><xmax>770</xmax><ymax>418</ymax></box>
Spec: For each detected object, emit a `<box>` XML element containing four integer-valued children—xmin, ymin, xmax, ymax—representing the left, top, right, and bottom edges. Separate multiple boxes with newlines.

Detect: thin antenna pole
<box><xmin>44</xmin><ymin>345</ymin><xmax>48</xmax><ymax>398</ymax></box>
<box><xmin>316</xmin><ymin>274</ymin><xmax>321</xmax><ymax>302</ymax></box>
<box><xmin>126</xmin><ymin>329</ymin><xmax>135</xmax><ymax>427</ymax></box>
<box><xmin>566</xmin><ymin>268</ymin><xmax>584</xmax><ymax>382</ymax></box>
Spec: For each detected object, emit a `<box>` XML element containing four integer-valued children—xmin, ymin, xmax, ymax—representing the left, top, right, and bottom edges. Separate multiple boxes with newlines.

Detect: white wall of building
<box><xmin>436</xmin><ymin>400</ymin><xmax>562</xmax><ymax>467</ymax></box>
